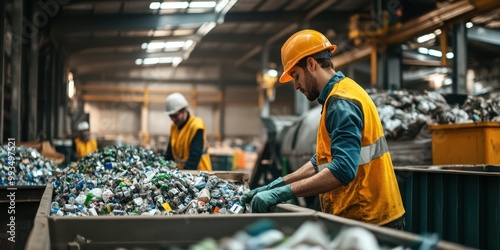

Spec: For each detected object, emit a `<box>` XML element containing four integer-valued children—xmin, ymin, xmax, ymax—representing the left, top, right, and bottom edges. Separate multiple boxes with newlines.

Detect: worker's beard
<box><xmin>303</xmin><ymin>70</ymin><xmax>320</xmax><ymax>101</ymax></box>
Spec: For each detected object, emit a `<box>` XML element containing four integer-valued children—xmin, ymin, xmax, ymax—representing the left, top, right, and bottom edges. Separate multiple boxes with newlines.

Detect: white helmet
<box><xmin>165</xmin><ymin>92</ymin><xmax>188</xmax><ymax>115</ymax></box>
<box><xmin>77</xmin><ymin>121</ymin><xmax>90</xmax><ymax>131</ymax></box>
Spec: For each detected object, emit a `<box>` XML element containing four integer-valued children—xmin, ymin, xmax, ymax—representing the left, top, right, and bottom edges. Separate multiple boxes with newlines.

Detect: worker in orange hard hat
<box><xmin>73</xmin><ymin>121</ymin><xmax>98</xmax><ymax>159</ymax></box>
<box><xmin>164</xmin><ymin>92</ymin><xmax>212</xmax><ymax>171</ymax></box>
<box><xmin>242</xmin><ymin>29</ymin><xmax>406</xmax><ymax>230</ymax></box>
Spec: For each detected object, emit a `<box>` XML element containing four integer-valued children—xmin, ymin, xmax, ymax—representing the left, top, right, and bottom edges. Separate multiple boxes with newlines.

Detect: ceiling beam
<box><xmin>70</xmin><ymin>49</ymin><xmax>250</xmax><ymax>66</ymax></box>
<box><xmin>70</xmin><ymin>51</ymin><xmax>186</xmax><ymax>66</ymax></box>
<box><xmin>64</xmin><ymin>33</ymin><xmax>270</xmax><ymax>52</ymax></box>
<box><xmin>467</xmin><ymin>25</ymin><xmax>500</xmax><ymax>46</ymax></box>
<box><xmin>78</xmin><ymin>75</ymin><xmax>256</xmax><ymax>86</ymax></box>
<box><xmin>55</xmin><ymin>10</ymin><xmax>354</xmax><ymax>35</ymax></box>
<box><xmin>333</xmin><ymin>46</ymin><xmax>372</xmax><ymax>69</ymax></box>
<box><xmin>383</xmin><ymin>0</ymin><xmax>500</xmax><ymax>44</ymax></box>
<box><xmin>235</xmin><ymin>0</ymin><xmax>343</xmax><ymax>66</ymax></box>
<box><xmin>53</xmin><ymin>13</ymin><xmax>218</xmax><ymax>33</ymax></box>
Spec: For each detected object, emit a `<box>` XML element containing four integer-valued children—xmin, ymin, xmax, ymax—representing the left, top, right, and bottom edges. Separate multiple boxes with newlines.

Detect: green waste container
<box><xmin>395</xmin><ymin>165</ymin><xmax>500</xmax><ymax>250</ymax></box>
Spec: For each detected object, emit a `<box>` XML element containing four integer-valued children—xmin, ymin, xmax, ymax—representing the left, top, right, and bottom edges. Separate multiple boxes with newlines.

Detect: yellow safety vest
<box><xmin>74</xmin><ymin>137</ymin><xmax>98</xmax><ymax>159</ymax></box>
<box><xmin>170</xmin><ymin>115</ymin><xmax>212</xmax><ymax>171</ymax></box>
<box><xmin>316</xmin><ymin>77</ymin><xmax>405</xmax><ymax>225</ymax></box>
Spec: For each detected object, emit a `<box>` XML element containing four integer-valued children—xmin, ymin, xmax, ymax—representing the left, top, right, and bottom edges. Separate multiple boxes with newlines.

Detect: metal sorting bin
<box><xmin>26</xmin><ymin>182</ymin><xmax>469</xmax><ymax>250</ymax></box>
<box><xmin>0</xmin><ymin>185</ymin><xmax>46</xmax><ymax>250</ymax></box>
<box><xmin>429</xmin><ymin>122</ymin><xmax>500</xmax><ymax>165</ymax></box>
<box><xmin>395</xmin><ymin>165</ymin><xmax>500</xmax><ymax>250</ymax></box>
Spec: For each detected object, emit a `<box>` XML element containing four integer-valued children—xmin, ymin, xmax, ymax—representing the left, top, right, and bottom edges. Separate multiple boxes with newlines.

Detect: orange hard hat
<box><xmin>279</xmin><ymin>29</ymin><xmax>337</xmax><ymax>83</ymax></box>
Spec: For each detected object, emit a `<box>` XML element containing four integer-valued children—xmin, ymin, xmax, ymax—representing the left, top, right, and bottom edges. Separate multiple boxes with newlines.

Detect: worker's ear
<box><xmin>306</xmin><ymin>57</ymin><xmax>316</xmax><ymax>72</ymax></box>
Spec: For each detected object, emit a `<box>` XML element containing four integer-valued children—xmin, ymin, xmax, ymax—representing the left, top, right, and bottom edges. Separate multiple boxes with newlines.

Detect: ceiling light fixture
<box><xmin>141</xmin><ymin>40</ymin><xmax>195</xmax><ymax>51</ymax></box>
<box><xmin>149</xmin><ymin>1</ymin><xmax>216</xmax><ymax>10</ymax></box>
<box><xmin>135</xmin><ymin>57</ymin><xmax>183</xmax><ymax>66</ymax></box>
<box><xmin>190</xmin><ymin>1</ymin><xmax>216</xmax><ymax>8</ymax></box>
<box><xmin>417</xmin><ymin>47</ymin><xmax>454</xmax><ymax>59</ymax></box>
<box><xmin>416</xmin><ymin>33</ymin><xmax>436</xmax><ymax>43</ymax></box>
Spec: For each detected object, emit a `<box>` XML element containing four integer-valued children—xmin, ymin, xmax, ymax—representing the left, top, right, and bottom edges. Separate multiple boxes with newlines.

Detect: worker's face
<box><xmin>80</xmin><ymin>130</ymin><xmax>90</xmax><ymax>142</ymax></box>
<box><xmin>169</xmin><ymin>109</ymin><xmax>187</xmax><ymax>127</ymax></box>
<box><xmin>291</xmin><ymin>64</ymin><xmax>320</xmax><ymax>101</ymax></box>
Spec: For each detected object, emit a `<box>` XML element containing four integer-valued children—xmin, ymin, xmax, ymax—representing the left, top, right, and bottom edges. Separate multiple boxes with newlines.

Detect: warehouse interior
<box><xmin>1</xmin><ymin>0</ymin><xmax>500</xmax><ymax>249</ymax></box>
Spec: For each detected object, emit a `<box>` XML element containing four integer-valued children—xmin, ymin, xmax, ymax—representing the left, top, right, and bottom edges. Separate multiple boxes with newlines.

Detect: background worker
<box><xmin>73</xmin><ymin>121</ymin><xmax>98</xmax><ymax>159</ymax></box>
<box><xmin>164</xmin><ymin>92</ymin><xmax>212</xmax><ymax>171</ymax></box>
<box><xmin>242</xmin><ymin>29</ymin><xmax>405</xmax><ymax>230</ymax></box>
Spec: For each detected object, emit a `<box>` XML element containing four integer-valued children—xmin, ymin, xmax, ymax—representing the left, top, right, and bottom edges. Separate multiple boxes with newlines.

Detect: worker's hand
<box><xmin>240</xmin><ymin>177</ymin><xmax>285</xmax><ymax>204</ymax></box>
<box><xmin>251</xmin><ymin>185</ymin><xmax>294</xmax><ymax>213</ymax></box>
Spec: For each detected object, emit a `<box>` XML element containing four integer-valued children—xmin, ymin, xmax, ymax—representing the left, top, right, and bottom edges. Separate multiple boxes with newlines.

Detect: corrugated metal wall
<box><xmin>396</xmin><ymin>167</ymin><xmax>500</xmax><ymax>250</ymax></box>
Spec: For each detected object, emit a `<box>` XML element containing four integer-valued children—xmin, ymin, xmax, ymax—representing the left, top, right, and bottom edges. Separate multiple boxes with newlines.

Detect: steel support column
<box><xmin>45</xmin><ymin>48</ymin><xmax>55</xmax><ymax>139</ymax></box>
<box><xmin>260</xmin><ymin>43</ymin><xmax>270</xmax><ymax>118</ymax></box>
<box><xmin>10</xmin><ymin>0</ymin><xmax>23</xmax><ymax>140</ymax></box>
<box><xmin>219</xmin><ymin>73</ymin><xmax>226</xmax><ymax>141</ymax></box>
<box><xmin>54</xmin><ymin>54</ymin><xmax>63</xmax><ymax>138</ymax></box>
<box><xmin>376</xmin><ymin>46</ymin><xmax>386</xmax><ymax>89</ymax></box>
<box><xmin>387</xmin><ymin>44</ymin><xmax>402</xmax><ymax>90</ymax></box>
<box><xmin>28</xmin><ymin>11</ymin><xmax>40</xmax><ymax>141</ymax></box>
<box><xmin>452</xmin><ymin>22</ymin><xmax>468</xmax><ymax>94</ymax></box>
<box><xmin>0</xmin><ymin>0</ymin><xmax>5</xmax><ymax>143</ymax></box>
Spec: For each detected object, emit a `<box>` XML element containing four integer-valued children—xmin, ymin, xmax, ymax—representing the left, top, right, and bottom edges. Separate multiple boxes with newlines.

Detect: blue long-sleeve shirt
<box><xmin>310</xmin><ymin>71</ymin><xmax>364</xmax><ymax>185</ymax></box>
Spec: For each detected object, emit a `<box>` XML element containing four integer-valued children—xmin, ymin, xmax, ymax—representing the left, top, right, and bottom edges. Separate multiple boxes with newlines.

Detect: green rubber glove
<box><xmin>240</xmin><ymin>177</ymin><xmax>285</xmax><ymax>204</ymax></box>
<box><xmin>251</xmin><ymin>184</ymin><xmax>295</xmax><ymax>213</ymax></box>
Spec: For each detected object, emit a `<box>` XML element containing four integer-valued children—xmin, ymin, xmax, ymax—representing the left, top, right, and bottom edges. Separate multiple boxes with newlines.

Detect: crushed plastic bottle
<box><xmin>50</xmin><ymin>145</ymin><xmax>250</xmax><ymax>216</ymax></box>
<box><xmin>0</xmin><ymin>145</ymin><xmax>55</xmax><ymax>185</ymax></box>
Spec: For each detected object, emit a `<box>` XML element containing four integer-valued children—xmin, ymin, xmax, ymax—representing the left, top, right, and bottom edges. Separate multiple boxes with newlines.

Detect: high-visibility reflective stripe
<box><xmin>316</xmin><ymin>136</ymin><xmax>389</xmax><ymax>172</ymax></box>
<box><xmin>358</xmin><ymin>136</ymin><xmax>389</xmax><ymax>165</ymax></box>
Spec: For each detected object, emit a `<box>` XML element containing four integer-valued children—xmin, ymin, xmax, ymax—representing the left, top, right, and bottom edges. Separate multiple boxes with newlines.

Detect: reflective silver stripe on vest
<box><xmin>316</xmin><ymin>136</ymin><xmax>389</xmax><ymax>172</ymax></box>
<box><xmin>358</xmin><ymin>136</ymin><xmax>389</xmax><ymax>165</ymax></box>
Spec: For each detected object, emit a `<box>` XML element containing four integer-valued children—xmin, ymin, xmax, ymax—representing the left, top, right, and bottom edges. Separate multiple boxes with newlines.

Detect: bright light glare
<box><xmin>159</xmin><ymin>57</ymin><xmax>173</xmax><ymax>63</ymax></box>
<box><xmin>172</xmin><ymin>57</ymin><xmax>183</xmax><ymax>67</ymax></box>
<box><xmin>417</xmin><ymin>33</ymin><xmax>436</xmax><ymax>43</ymax></box>
<box><xmin>144</xmin><ymin>58</ymin><xmax>160</xmax><ymax>65</ymax></box>
<box><xmin>147</xmin><ymin>42</ymin><xmax>166</xmax><ymax>50</ymax></box>
<box><xmin>466</xmin><ymin>22</ymin><xmax>473</xmax><ymax>28</ymax></box>
<box><xmin>165</xmin><ymin>41</ymin><xmax>186</xmax><ymax>48</ymax></box>
<box><xmin>446</xmin><ymin>52</ymin><xmax>454</xmax><ymax>59</ymax></box>
<box><xmin>68</xmin><ymin>80</ymin><xmax>75</xmax><ymax>98</ymax></box>
<box><xmin>443</xmin><ymin>78</ymin><xmax>452</xmax><ymax>85</ymax></box>
<box><xmin>142</xmin><ymin>40</ymin><xmax>194</xmax><ymax>51</ymax></box>
<box><xmin>215</xmin><ymin>0</ymin><xmax>229</xmax><ymax>12</ymax></box>
<box><xmin>418</xmin><ymin>47</ymin><xmax>429</xmax><ymax>54</ymax></box>
<box><xmin>151</xmin><ymin>1</ymin><xmax>216</xmax><ymax>9</ymax></box>
<box><xmin>149</xmin><ymin>2</ymin><xmax>161</xmax><ymax>9</ymax></box>
<box><xmin>67</xmin><ymin>72</ymin><xmax>75</xmax><ymax>99</ymax></box>
<box><xmin>161</xmin><ymin>2</ymin><xmax>189</xmax><ymax>9</ymax></box>
<box><xmin>135</xmin><ymin>57</ymin><xmax>183</xmax><ymax>65</ymax></box>
<box><xmin>428</xmin><ymin>49</ymin><xmax>442</xmax><ymax>57</ymax></box>
<box><xmin>266</xmin><ymin>69</ymin><xmax>278</xmax><ymax>78</ymax></box>
<box><xmin>190</xmin><ymin>1</ymin><xmax>216</xmax><ymax>8</ymax></box>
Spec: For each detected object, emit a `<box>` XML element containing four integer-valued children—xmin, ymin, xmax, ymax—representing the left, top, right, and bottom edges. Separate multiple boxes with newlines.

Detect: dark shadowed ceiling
<box><xmin>47</xmin><ymin>0</ymin><xmax>500</xmax><ymax>86</ymax></box>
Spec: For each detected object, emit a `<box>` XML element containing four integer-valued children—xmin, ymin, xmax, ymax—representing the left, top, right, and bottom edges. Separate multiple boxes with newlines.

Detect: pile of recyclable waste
<box><xmin>50</xmin><ymin>145</ymin><xmax>249</xmax><ymax>216</ymax></box>
<box><xmin>0</xmin><ymin>145</ymin><xmax>55</xmax><ymax>185</ymax></box>
<box><xmin>371</xmin><ymin>90</ymin><xmax>500</xmax><ymax>140</ymax></box>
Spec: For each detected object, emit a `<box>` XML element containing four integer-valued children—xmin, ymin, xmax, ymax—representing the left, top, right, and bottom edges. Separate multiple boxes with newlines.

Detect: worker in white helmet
<box><xmin>73</xmin><ymin>121</ymin><xmax>98</xmax><ymax>159</ymax></box>
<box><xmin>164</xmin><ymin>92</ymin><xmax>212</xmax><ymax>171</ymax></box>
<box><xmin>242</xmin><ymin>29</ymin><xmax>405</xmax><ymax>230</ymax></box>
